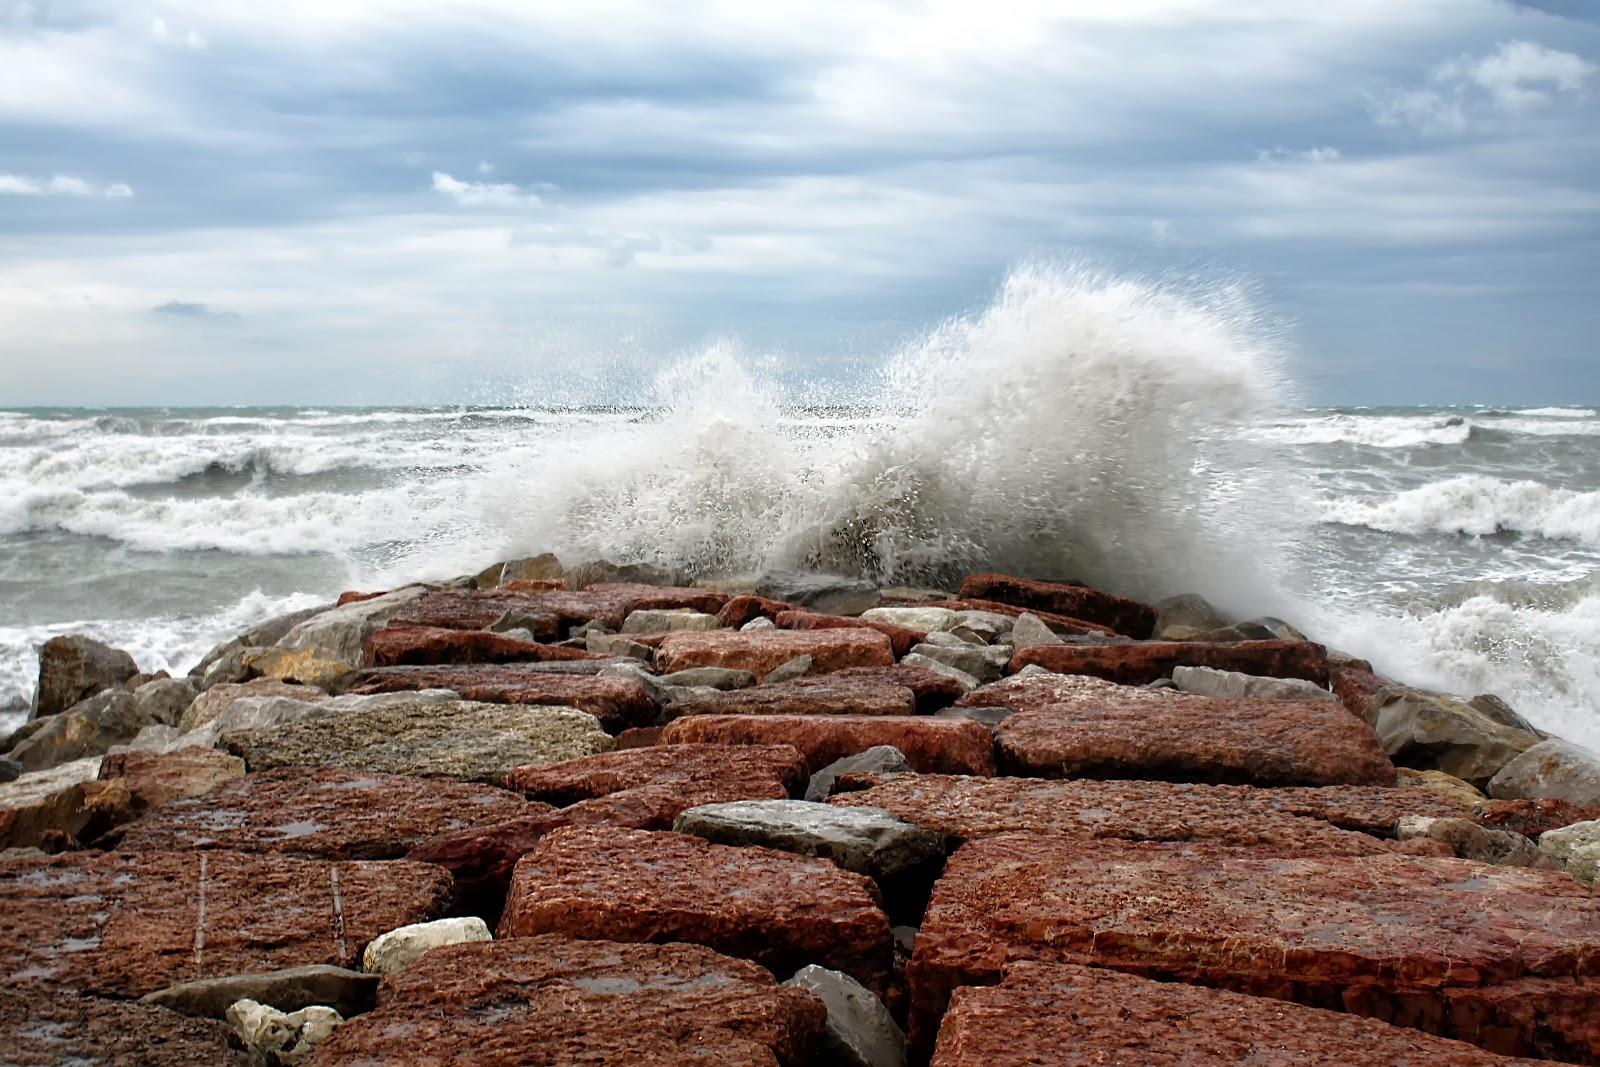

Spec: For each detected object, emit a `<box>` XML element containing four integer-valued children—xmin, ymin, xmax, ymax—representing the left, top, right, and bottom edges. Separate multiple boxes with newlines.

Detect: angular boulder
<box><xmin>361</xmin><ymin>916</ymin><xmax>491</xmax><ymax>975</ymax></box>
<box><xmin>776</xmin><ymin>611</ymin><xmax>926</xmax><ymax>658</ymax></box>
<box><xmin>1010</xmin><ymin>639</ymin><xmax>1330</xmax><ymax>687</ymax></box>
<box><xmin>504</xmin><ymin>743</ymin><xmax>808</xmax><ymax>804</ymax></box>
<box><xmin>271</xmin><ymin>585</ymin><xmax>432</xmax><ymax>673</ymax></box>
<box><xmin>500</xmin><ymin>826</ymin><xmax>893</xmax><ymax>992</ymax></box>
<box><xmin>116</xmin><ymin>766</ymin><xmax>532</xmax><ymax>859</ymax></box>
<box><xmin>1171</xmin><ymin>664</ymin><xmax>1336</xmax><ymax>702</ymax></box>
<box><xmin>178</xmin><ymin>678</ymin><xmax>325</xmax><ymax>734</ymax></box>
<box><xmin>30</xmin><ymin>635</ymin><xmax>139</xmax><ymax>719</ymax></box>
<box><xmin>904</xmin><ymin>598</ymin><xmax>1113</xmax><ymax>637</ymax></box>
<box><xmin>98</xmin><ymin>747</ymin><xmax>246</xmax><ymax>812</ymax></box>
<box><xmin>992</xmin><ymin>676</ymin><xmax>1394</xmax><ymax>786</ymax></box>
<box><xmin>793</xmin><ymin>664</ymin><xmax>970</xmax><ymax>714</ymax></box>
<box><xmin>662</xmin><ymin>714</ymin><xmax>997</xmax><ymax>776</ymax></box>
<box><xmin>0</xmin><ymin>849</ymin><xmax>452</xmax><ymax>997</ymax></box>
<box><xmin>717</xmin><ymin>594</ymin><xmax>794</xmax><ymax>629</ymax></box>
<box><xmin>0</xmin><ymin>757</ymin><xmax>133</xmax><ymax>849</ymax></box>
<box><xmin>1474</xmin><ymin>797</ymin><xmax>1600</xmax><ymax>839</ymax></box>
<box><xmin>656</xmin><ymin>629</ymin><xmax>895</xmax><ymax>678</ymax></box>
<box><xmin>139</xmin><ymin>964</ymin><xmax>380</xmax><ymax>1019</ymax></box>
<box><xmin>674</xmin><ymin>799</ymin><xmax>945</xmax><ymax>884</ymax></box>
<box><xmin>786</xmin><ymin>964</ymin><xmax>906</xmax><ymax>1067</ymax></box>
<box><xmin>807</xmin><ymin>746</ymin><xmax>912</xmax><ymax>802</ymax></box>
<box><xmin>1487</xmin><ymin>738</ymin><xmax>1600</xmax><ymax>808</ymax></box>
<box><xmin>312</xmin><ymin>935</ymin><xmax>828</xmax><ymax>1066</ymax></box>
<box><xmin>907</xmin><ymin>835</ymin><xmax>1600</xmax><ymax>1058</ymax></box>
<box><xmin>860</xmin><ymin>606</ymin><xmax>957</xmax><ymax>632</ymax></box>
<box><xmin>363</xmin><ymin>625</ymin><xmax>598</xmax><ymax>667</ymax></box>
<box><xmin>755</xmin><ymin>571</ymin><xmax>882</xmax><ymax>616</ymax></box>
<box><xmin>957</xmin><ymin>574</ymin><xmax>1156</xmax><ymax>638</ymax></box>
<box><xmin>8</xmin><ymin>689</ymin><xmax>170</xmax><ymax>772</ymax></box>
<box><xmin>666</xmin><ymin>679</ymin><xmax>917</xmax><ymax>720</ymax></box>
<box><xmin>222</xmin><ymin>698</ymin><xmax>613</xmax><ymax>783</ymax></box>
<box><xmin>345</xmin><ymin>666</ymin><xmax>654</xmax><ymax>731</ymax></box>
<box><xmin>1369</xmin><ymin>687</ymin><xmax>1541</xmax><ymax>788</ymax></box>
<box><xmin>0</xmin><ymin>987</ymin><xmax>254</xmax><ymax>1066</ymax></box>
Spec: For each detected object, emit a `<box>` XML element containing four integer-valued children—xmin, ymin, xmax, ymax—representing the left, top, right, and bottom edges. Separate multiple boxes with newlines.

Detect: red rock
<box><xmin>115</xmin><ymin>766</ymin><xmax>533</xmax><ymax>860</ymax></box>
<box><xmin>810</xmin><ymin>664</ymin><xmax>970</xmax><ymax>713</ymax></box>
<box><xmin>958</xmin><ymin>574</ymin><xmax>1158</xmax><ymax>637</ymax></box>
<box><xmin>1474</xmin><ymin>797</ymin><xmax>1600</xmax><ymax>839</ymax></box>
<box><xmin>835</xmin><ymin>774</ymin><xmax>1461</xmax><ymax>851</ymax></box>
<box><xmin>955</xmin><ymin>670</ymin><xmax>1125</xmax><ymax>714</ymax></box>
<box><xmin>615</xmin><ymin>726</ymin><xmax>663</xmax><ymax>748</ymax></box>
<box><xmin>392</xmin><ymin>583</ymin><xmax>727</xmax><ymax>637</ymax></box>
<box><xmin>390</xmin><ymin>589</ymin><xmax>563</xmax><ymax>638</ymax></box>
<box><xmin>346</xmin><ymin>666</ymin><xmax>656</xmax><ymax>731</ymax></box>
<box><xmin>500</xmin><ymin>827</ymin><xmax>892</xmax><ymax>991</ymax></box>
<box><xmin>1333</xmin><ymin>663</ymin><xmax>1390</xmax><ymax>718</ymax></box>
<box><xmin>335</xmin><ymin>590</ymin><xmax>384</xmax><ymax>607</ymax></box>
<box><xmin>1008</xmin><ymin>639</ymin><xmax>1331</xmax><ymax>687</ymax></box>
<box><xmin>655</xmin><ymin>629</ymin><xmax>895</xmax><ymax>677</ymax></box>
<box><xmin>667</xmin><ymin>679</ymin><xmax>917</xmax><ymax>720</ymax></box>
<box><xmin>930</xmin><ymin>962</ymin><xmax>1540</xmax><ymax>1067</ymax></box>
<box><xmin>0</xmin><ymin>987</ymin><xmax>254</xmax><ymax>1066</ymax></box>
<box><xmin>1438</xmin><ymin>977</ymin><xmax>1600</xmax><ymax>1064</ymax></box>
<box><xmin>0</xmin><ymin>850</ymin><xmax>452</xmax><ymax>997</ymax></box>
<box><xmin>506</xmin><ymin>744</ymin><xmax>808</xmax><ymax>804</ymax></box>
<box><xmin>908</xmin><ymin>835</ymin><xmax>1600</xmax><ymax>1059</ymax></box>
<box><xmin>0</xmin><ymin>763</ymin><xmax>134</xmax><ymax>850</ymax></box>
<box><xmin>775</xmin><ymin>611</ymin><xmax>926</xmax><ymax>658</ymax></box>
<box><xmin>498</xmin><ymin>578</ymin><xmax>568</xmax><ymax>593</ymax></box>
<box><xmin>98</xmin><ymin>747</ymin><xmax>246</xmax><ymax>811</ymax></box>
<box><xmin>990</xmin><ymin>675</ymin><xmax>1393</xmax><ymax>786</ymax></box>
<box><xmin>899</xmin><ymin>598</ymin><xmax>1113</xmax><ymax>636</ymax></box>
<box><xmin>313</xmin><ymin>935</ymin><xmax>828</xmax><ymax>1067</ymax></box>
<box><xmin>363</xmin><ymin>625</ymin><xmax>599</xmax><ymax>668</ymax></box>
<box><xmin>662</xmin><ymin>714</ymin><xmax>996</xmax><ymax>776</ymax></box>
<box><xmin>717</xmin><ymin>594</ymin><xmax>793</xmax><ymax>629</ymax></box>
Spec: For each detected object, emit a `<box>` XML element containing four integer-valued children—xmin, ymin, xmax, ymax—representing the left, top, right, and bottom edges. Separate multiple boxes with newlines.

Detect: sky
<box><xmin>0</xmin><ymin>0</ymin><xmax>1597</xmax><ymax>407</ymax></box>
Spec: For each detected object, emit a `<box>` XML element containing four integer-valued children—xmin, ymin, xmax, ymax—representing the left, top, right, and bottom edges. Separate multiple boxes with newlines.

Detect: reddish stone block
<box><xmin>1333</xmin><ymin>663</ymin><xmax>1390</xmax><ymax>718</ymax></box>
<box><xmin>655</xmin><ymin>629</ymin><xmax>895</xmax><ymax>677</ymax></box>
<box><xmin>391</xmin><ymin>583</ymin><xmax>727</xmax><ymax>636</ymax></box>
<box><xmin>0</xmin><ymin>850</ymin><xmax>452</xmax><ymax>997</ymax></box>
<box><xmin>667</xmin><ymin>679</ymin><xmax>917</xmax><ymax>720</ymax></box>
<box><xmin>775</xmin><ymin>611</ymin><xmax>926</xmax><ymax>658</ymax></box>
<box><xmin>313</xmin><ymin>935</ymin><xmax>828</xmax><ymax>1067</ymax></box>
<box><xmin>930</xmin><ymin>962</ymin><xmax>1540</xmax><ymax>1067</ymax></box>
<box><xmin>717</xmin><ymin>594</ymin><xmax>793</xmax><ymax>629</ymax></box>
<box><xmin>0</xmin><ymin>988</ymin><xmax>254</xmax><ymax>1066</ymax></box>
<box><xmin>812</xmin><ymin>665</ymin><xmax>972</xmax><ymax>713</ymax></box>
<box><xmin>900</xmin><ymin>598</ymin><xmax>1114</xmax><ymax>636</ymax></box>
<box><xmin>908</xmin><ymin>834</ymin><xmax>1600</xmax><ymax>1059</ymax></box>
<box><xmin>116</xmin><ymin>766</ymin><xmax>533</xmax><ymax>860</ymax></box>
<box><xmin>834</xmin><ymin>774</ymin><xmax>1461</xmax><ymax>852</ymax></box>
<box><xmin>662</xmin><ymin>714</ymin><xmax>997</xmax><ymax>776</ymax></box>
<box><xmin>97</xmin><ymin>746</ymin><xmax>245</xmax><ymax>812</ymax></box>
<box><xmin>615</xmin><ymin>726</ymin><xmax>663</xmax><ymax>748</ymax></box>
<box><xmin>505</xmin><ymin>743</ymin><xmax>808</xmax><ymax>805</ymax></box>
<box><xmin>1008</xmin><ymin>639</ymin><xmax>1331</xmax><ymax>687</ymax></box>
<box><xmin>500</xmin><ymin>827</ymin><xmax>892</xmax><ymax>991</ymax></box>
<box><xmin>1474</xmin><ymin>798</ymin><xmax>1600</xmax><ymax>839</ymax></box>
<box><xmin>363</xmin><ymin>625</ymin><xmax>599</xmax><ymax>668</ymax></box>
<box><xmin>991</xmin><ymin>675</ymin><xmax>1393</xmax><ymax>786</ymax></box>
<box><xmin>1439</xmin><ymin>976</ymin><xmax>1600</xmax><ymax>1064</ymax></box>
<box><xmin>335</xmin><ymin>590</ymin><xmax>384</xmax><ymax>607</ymax></box>
<box><xmin>958</xmin><ymin>574</ymin><xmax>1158</xmax><ymax>637</ymax></box>
<box><xmin>390</xmin><ymin>589</ymin><xmax>563</xmax><ymax>638</ymax></box>
<box><xmin>346</xmin><ymin>666</ymin><xmax>656</xmax><ymax>731</ymax></box>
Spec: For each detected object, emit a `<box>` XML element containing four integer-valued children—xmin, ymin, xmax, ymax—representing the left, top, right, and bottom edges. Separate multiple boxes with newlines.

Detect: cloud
<box><xmin>1373</xmin><ymin>39</ymin><xmax>1595</xmax><ymax>132</ymax></box>
<box><xmin>1256</xmin><ymin>146</ymin><xmax>1342</xmax><ymax>163</ymax></box>
<box><xmin>150</xmin><ymin>300</ymin><xmax>238</xmax><ymax>319</ymax></box>
<box><xmin>431</xmin><ymin>170</ymin><xmax>542</xmax><ymax>208</ymax></box>
<box><xmin>0</xmin><ymin>173</ymin><xmax>134</xmax><ymax>198</ymax></box>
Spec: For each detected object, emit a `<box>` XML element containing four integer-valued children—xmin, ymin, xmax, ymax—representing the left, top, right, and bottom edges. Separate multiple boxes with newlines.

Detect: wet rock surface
<box><xmin>957</xmin><ymin>573</ymin><xmax>1157</xmax><ymax>637</ymax></box>
<box><xmin>807</xmin><ymin>745</ymin><xmax>913</xmax><ymax>802</ymax></box>
<box><xmin>0</xmin><ymin>849</ymin><xmax>452</xmax><ymax>997</ymax></box>
<box><xmin>1488</xmin><ymin>738</ymin><xmax>1600</xmax><ymax>808</ymax></box>
<box><xmin>674</xmin><ymin>798</ymin><xmax>946</xmax><ymax>883</ymax></box>
<box><xmin>657</xmin><ymin>628</ymin><xmax>896</xmax><ymax>677</ymax></box>
<box><xmin>313</xmin><ymin>935</ymin><xmax>829</xmax><ymax>1066</ymax></box>
<box><xmin>930</xmin><ymin>962</ymin><xmax>1544</xmax><ymax>1067</ymax></box>
<box><xmin>117</xmin><ymin>766</ymin><xmax>531</xmax><ymax>859</ymax></box>
<box><xmin>30</xmin><ymin>635</ymin><xmax>139</xmax><ymax>719</ymax></box>
<box><xmin>345</xmin><ymin>667</ymin><xmax>655</xmax><ymax>731</ymax></box>
<box><xmin>0</xmin><ymin>986</ymin><xmax>255</xmax><ymax>1066</ymax></box>
<box><xmin>500</xmin><ymin>826</ymin><xmax>893</xmax><ymax>992</ymax></box>
<box><xmin>991</xmin><ymin>675</ymin><xmax>1394</xmax><ymax>785</ymax></box>
<box><xmin>662</xmin><ymin>713</ymin><xmax>997</xmax><ymax>776</ymax></box>
<box><xmin>1369</xmin><ymin>686</ymin><xmax>1541</xmax><ymax>788</ymax></box>
<box><xmin>222</xmin><ymin>698</ymin><xmax>613</xmax><ymax>782</ymax></box>
<box><xmin>505</xmin><ymin>743</ymin><xmax>808</xmax><ymax>804</ymax></box>
<box><xmin>667</xmin><ymin>678</ymin><xmax>918</xmax><ymax>720</ymax></box>
<box><xmin>99</xmin><ymin>746</ymin><xmax>246</xmax><ymax>811</ymax></box>
<box><xmin>363</xmin><ymin>624</ymin><xmax>599</xmax><ymax>667</ymax></box>
<box><xmin>776</xmin><ymin>611</ymin><xmax>928</xmax><ymax>658</ymax></box>
<box><xmin>0</xmin><ymin>757</ymin><xmax>133</xmax><ymax>849</ymax></box>
<box><xmin>1010</xmin><ymin>639</ymin><xmax>1331</xmax><ymax>687</ymax></box>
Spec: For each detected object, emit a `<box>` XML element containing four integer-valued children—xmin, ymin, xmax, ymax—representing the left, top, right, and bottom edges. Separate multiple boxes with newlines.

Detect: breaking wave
<box><xmin>1321</xmin><ymin>475</ymin><xmax>1600</xmax><ymax>548</ymax></box>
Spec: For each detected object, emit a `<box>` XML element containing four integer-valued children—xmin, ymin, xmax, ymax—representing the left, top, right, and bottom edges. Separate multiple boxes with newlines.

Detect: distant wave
<box><xmin>1321</xmin><ymin>475</ymin><xmax>1600</xmax><ymax>547</ymax></box>
<box><xmin>1253</xmin><ymin>414</ymin><xmax>1472</xmax><ymax>448</ymax></box>
<box><xmin>1515</xmin><ymin>406</ymin><xmax>1597</xmax><ymax>418</ymax></box>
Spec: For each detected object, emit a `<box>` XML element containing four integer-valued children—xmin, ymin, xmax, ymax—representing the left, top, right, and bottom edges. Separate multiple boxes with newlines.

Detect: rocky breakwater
<box><xmin>3</xmin><ymin>558</ymin><xmax>1600</xmax><ymax>1064</ymax></box>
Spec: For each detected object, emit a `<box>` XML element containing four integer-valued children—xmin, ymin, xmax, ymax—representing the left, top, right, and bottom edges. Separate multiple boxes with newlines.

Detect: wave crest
<box><xmin>1322</xmin><ymin>475</ymin><xmax>1600</xmax><ymax>547</ymax></box>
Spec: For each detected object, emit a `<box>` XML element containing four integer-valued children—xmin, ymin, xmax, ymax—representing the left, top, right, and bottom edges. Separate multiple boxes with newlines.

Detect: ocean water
<box><xmin>2</xmin><ymin>266</ymin><xmax>1597</xmax><ymax>746</ymax></box>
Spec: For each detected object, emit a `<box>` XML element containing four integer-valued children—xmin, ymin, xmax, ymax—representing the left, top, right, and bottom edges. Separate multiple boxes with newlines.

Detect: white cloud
<box><xmin>431</xmin><ymin>170</ymin><xmax>542</xmax><ymax>208</ymax></box>
<box><xmin>1256</xmin><ymin>146</ymin><xmax>1342</xmax><ymax>163</ymax></box>
<box><xmin>477</xmin><ymin>160</ymin><xmax>494</xmax><ymax>174</ymax></box>
<box><xmin>0</xmin><ymin>173</ymin><xmax>135</xmax><ymax>198</ymax></box>
<box><xmin>1375</xmin><ymin>39</ymin><xmax>1595</xmax><ymax>132</ymax></box>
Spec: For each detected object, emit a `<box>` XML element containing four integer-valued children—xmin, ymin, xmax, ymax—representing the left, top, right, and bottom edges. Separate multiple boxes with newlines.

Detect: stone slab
<box><xmin>505</xmin><ymin>743</ymin><xmax>808</xmax><ymax>804</ymax></box>
<box><xmin>662</xmin><ymin>714</ymin><xmax>997</xmax><ymax>776</ymax></box>
<box><xmin>775</xmin><ymin>611</ymin><xmax>926</xmax><ymax>658</ymax></box>
<box><xmin>793</xmin><ymin>664</ymin><xmax>970</xmax><ymax>714</ymax></box>
<box><xmin>666</xmin><ymin>679</ymin><xmax>917</xmax><ymax>720</ymax></box>
<box><xmin>1009</xmin><ymin>639</ymin><xmax>1331</xmax><ymax>687</ymax></box>
<box><xmin>345</xmin><ymin>667</ymin><xmax>655</xmax><ymax>732</ymax></box>
<box><xmin>98</xmin><ymin>746</ymin><xmax>246</xmax><ymax>811</ymax></box>
<box><xmin>957</xmin><ymin>574</ymin><xmax>1157</xmax><ymax>637</ymax></box>
<box><xmin>363</xmin><ymin>624</ymin><xmax>599</xmax><ymax>667</ymax></box>
<box><xmin>0</xmin><ymin>987</ymin><xmax>253</xmax><ymax>1066</ymax></box>
<box><xmin>656</xmin><ymin>629</ymin><xmax>895</xmax><ymax>678</ymax></box>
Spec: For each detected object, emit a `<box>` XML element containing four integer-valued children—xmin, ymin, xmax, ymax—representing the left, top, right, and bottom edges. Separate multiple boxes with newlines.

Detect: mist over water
<box><xmin>2</xmin><ymin>263</ymin><xmax>1597</xmax><ymax>747</ymax></box>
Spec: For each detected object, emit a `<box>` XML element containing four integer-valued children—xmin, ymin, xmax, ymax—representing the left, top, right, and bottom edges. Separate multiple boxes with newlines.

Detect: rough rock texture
<box><xmin>1488</xmin><ymin>738</ymin><xmax>1600</xmax><ymax>807</ymax></box>
<box><xmin>1332</xmin><ymin>663</ymin><xmax>1389</xmax><ymax>718</ymax></box>
<box><xmin>1007</xmin><ymin>612</ymin><xmax>1060</xmax><ymax>651</ymax></box>
<box><xmin>1400</xmin><ymin>768</ymin><xmax>1487</xmax><ymax>810</ymax></box>
<box><xmin>0</xmin><ymin>849</ymin><xmax>453</xmax><ymax>997</ymax></box>
<box><xmin>907</xmin><ymin>834</ymin><xmax>1600</xmax><ymax>1059</ymax></box>
<box><xmin>225</xmin><ymin>998</ymin><xmax>342</xmax><ymax>1064</ymax></box>
<box><xmin>178</xmin><ymin>678</ymin><xmax>325</xmax><ymax>733</ymax></box>
<box><xmin>621</xmin><ymin>608</ymin><xmax>721</xmax><ymax>634</ymax></box>
<box><xmin>130</xmin><ymin>676</ymin><xmax>199</xmax><ymax>725</ymax></box>
<box><xmin>717</xmin><ymin>594</ymin><xmax>794</xmax><ymax>629</ymax></box>
<box><xmin>904</xmin><ymin>599</ymin><xmax>1112</xmax><ymax>637</ymax></box>
<box><xmin>662</xmin><ymin>714</ymin><xmax>997</xmax><ymax>777</ymax></box>
<box><xmin>777</xmin><ymin>612</ymin><xmax>927</xmax><ymax>658</ymax></box>
<box><xmin>1395</xmin><ymin>815</ymin><xmax>1546</xmax><ymax>867</ymax></box>
<box><xmin>506</xmin><ymin>743</ymin><xmax>808</xmax><ymax>805</ymax></box>
<box><xmin>363</xmin><ymin>624</ymin><xmax>598</xmax><ymax>667</ymax></box>
<box><xmin>30</xmin><ymin>635</ymin><xmax>139</xmax><ymax>719</ymax></box>
<box><xmin>500</xmin><ymin>826</ymin><xmax>892</xmax><ymax>992</ymax></box>
<box><xmin>908</xmin><ymin>643</ymin><xmax>1010</xmax><ymax>684</ymax></box>
<box><xmin>1152</xmin><ymin>592</ymin><xmax>1230</xmax><ymax>638</ymax></box>
<box><xmin>8</xmin><ymin>689</ymin><xmax>170</xmax><ymax>772</ymax></box>
<box><xmin>667</xmin><ymin>679</ymin><xmax>918</xmax><ymax>720</ymax></box>
<box><xmin>755</xmin><ymin>571</ymin><xmax>882</xmax><ymax>616</ymax></box>
<box><xmin>116</xmin><ymin>766</ymin><xmax>532</xmax><ymax>859</ymax></box>
<box><xmin>271</xmin><ymin>585</ymin><xmax>431</xmax><ymax>673</ymax></box>
<box><xmin>312</xmin><ymin>935</ymin><xmax>829</xmax><ymax>1067</ymax></box>
<box><xmin>1171</xmin><ymin>664</ymin><xmax>1337</xmax><ymax>702</ymax></box>
<box><xmin>1476</xmin><ymin>797</ymin><xmax>1600</xmax><ymax>838</ymax></box>
<box><xmin>674</xmin><ymin>800</ymin><xmax>946</xmax><ymax>883</ymax></box>
<box><xmin>98</xmin><ymin>746</ymin><xmax>246</xmax><ymax>811</ymax></box>
<box><xmin>834</xmin><ymin>774</ymin><xmax>1461</xmax><ymax>851</ymax></box>
<box><xmin>0</xmin><ymin>987</ymin><xmax>254</xmax><ymax>1066</ymax></box>
<box><xmin>1369</xmin><ymin>687</ymin><xmax>1540</xmax><ymax>788</ymax></box>
<box><xmin>345</xmin><ymin>666</ymin><xmax>654</xmax><ymax>731</ymax></box>
<box><xmin>656</xmin><ymin>629</ymin><xmax>895</xmax><ymax>678</ymax></box>
<box><xmin>785</xmin><ymin>964</ymin><xmax>907</xmax><ymax>1067</ymax></box>
<box><xmin>659</xmin><ymin>667</ymin><xmax>758</xmax><ymax>690</ymax></box>
<box><xmin>361</xmin><ymin>916</ymin><xmax>491</xmax><ymax>974</ymax></box>
<box><xmin>1438</xmin><ymin>976</ymin><xmax>1600</xmax><ymax>1065</ymax></box>
<box><xmin>807</xmin><ymin>746</ymin><xmax>912</xmax><ymax>802</ymax></box>
<box><xmin>991</xmin><ymin>676</ymin><xmax>1394</xmax><ymax>786</ymax></box>
<box><xmin>222</xmin><ymin>699</ymin><xmax>613</xmax><ymax>782</ymax></box>
<box><xmin>793</xmin><ymin>664</ymin><xmax>969</xmax><ymax>714</ymax></box>
<box><xmin>957</xmin><ymin>574</ymin><xmax>1157</xmax><ymax>638</ymax></box>
<box><xmin>0</xmin><ymin>756</ymin><xmax>133</xmax><ymax>849</ymax></box>
<box><xmin>390</xmin><ymin>584</ymin><xmax>726</xmax><ymax>637</ymax></box>
<box><xmin>1539</xmin><ymin>820</ymin><xmax>1600</xmax><ymax>886</ymax></box>
<box><xmin>1010</xmin><ymin>639</ymin><xmax>1331</xmax><ymax>687</ymax></box>
<box><xmin>139</xmin><ymin>964</ymin><xmax>380</xmax><ymax>1019</ymax></box>
<box><xmin>929</xmin><ymin>962</ymin><xmax>1543</xmax><ymax>1067</ymax></box>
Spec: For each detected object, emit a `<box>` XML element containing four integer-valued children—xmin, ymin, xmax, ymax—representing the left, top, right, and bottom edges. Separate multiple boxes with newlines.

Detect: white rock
<box><xmin>741</xmin><ymin>616</ymin><xmax>777</xmax><ymax>631</ymax></box>
<box><xmin>620</xmin><ymin>609</ymin><xmax>720</xmax><ymax>635</ymax></box>
<box><xmin>1539</xmin><ymin>820</ymin><xmax>1600</xmax><ymax>886</ymax></box>
<box><xmin>899</xmin><ymin>653</ymin><xmax>979</xmax><ymax>692</ymax></box>
<box><xmin>226</xmin><ymin>998</ymin><xmax>343</xmax><ymax>1064</ymax></box>
<box><xmin>1171</xmin><ymin>666</ymin><xmax>1336</xmax><ymax>703</ymax></box>
<box><xmin>1009</xmin><ymin>613</ymin><xmax>1062</xmax><ymax>651</ymax></box>
<box><xmin>362</xmin><ymin>916</ymin><xmax>492</xmax><ymax>975</ymax></box>
<box><xmin>859</xmin><ymin>607</ymin><xmax>958</xmax><ymax>633</ymax></box>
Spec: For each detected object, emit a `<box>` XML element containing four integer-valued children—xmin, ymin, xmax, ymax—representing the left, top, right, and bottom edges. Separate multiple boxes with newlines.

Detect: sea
<box><xmin>3</xmin><ymin>267</ymin><xmax>1597</xmax><ymax>746</ymax></box>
